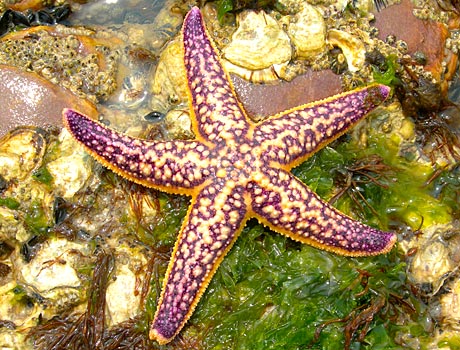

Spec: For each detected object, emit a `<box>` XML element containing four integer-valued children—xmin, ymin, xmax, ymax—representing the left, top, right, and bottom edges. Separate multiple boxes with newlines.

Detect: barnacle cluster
<box><xmin>0</xmin><ymin>27</ymin><xmax>119</xmax><ymax>103</ymax></box>
<box><xmin>0</xmin><ymin>0</ymin><xmax>65</xmax><ymax>13</ymax></box>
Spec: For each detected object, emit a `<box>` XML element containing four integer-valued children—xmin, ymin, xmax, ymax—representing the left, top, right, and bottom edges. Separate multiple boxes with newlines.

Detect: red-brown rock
<box><xmin>374</xmin><ymin>0</ymin><xmax>450</xmax><ymax>81</ymax></box>
<box><xmin>0</xmin><ymin>65</ymin><xmax>98</xmax><ymax>137</ymax></box>
<box><xmin>232</xmin><ymin>69</ymin><xmax>342</xmax><ymax>119</ymax></box>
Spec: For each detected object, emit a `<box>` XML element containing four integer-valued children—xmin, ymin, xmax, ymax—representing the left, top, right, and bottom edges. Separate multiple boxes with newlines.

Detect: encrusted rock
<box><xmin>0</xmin><ymin>26</ymin><xmax>120</xmax><ymax>103</ymax></box>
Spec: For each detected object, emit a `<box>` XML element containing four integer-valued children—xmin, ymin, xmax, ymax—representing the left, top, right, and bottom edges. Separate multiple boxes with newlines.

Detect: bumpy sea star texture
<box><xmin>63</xmin><ymin>6</ymin><xmax>396</xmax><ymax>345</ymax></box>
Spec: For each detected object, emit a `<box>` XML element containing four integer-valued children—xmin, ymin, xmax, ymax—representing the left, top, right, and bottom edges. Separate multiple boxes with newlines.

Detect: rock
<box><xmin>232</xmin><ymin>69</ymin><xmax>342</xmax><ymax>119</ymax></box>
<box><xmin>374</xmin><ymin>0</ymin><xmax>450</xmax><ymax>80</ymax></box>
<box><xmin>0</xmin><ymin>65</ymin><xmax>97</xmax><ymax>137</ymax></box>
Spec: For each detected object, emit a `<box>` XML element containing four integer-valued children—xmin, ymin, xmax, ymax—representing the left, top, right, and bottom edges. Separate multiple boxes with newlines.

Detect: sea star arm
<box><xmin>182</xmin><ymin>7</ymin><xmax>250</xmax><ymax>146</ymax></box>
<box><xmin>63</xmin><ymin>109</ymin><xmax>213</xmax><ymax>194</ymax></box>
<box><xmin>150</xmin><ymin>179</ymin><xmax>249</xmax><ymax>344</ymax></box>
<box><xmin>253</xmin><ymin>84</ymin><xmax>390</xmax><ymax>170</ymax></box>
<box><xmin>248</xmin><ymin>168</ymin><xmax>396</xmax><ymax>256</ymax></box>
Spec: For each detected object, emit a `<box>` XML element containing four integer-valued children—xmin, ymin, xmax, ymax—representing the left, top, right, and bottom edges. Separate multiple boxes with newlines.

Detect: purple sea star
<box><xmin>63</xmin><ymin>6</ymin><xmax>397</xmax><ymax>345</ymax></box>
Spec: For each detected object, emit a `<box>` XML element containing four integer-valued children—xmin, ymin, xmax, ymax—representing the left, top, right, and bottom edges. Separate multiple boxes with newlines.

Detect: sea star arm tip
<box><xmin>254</xmin><ymin>83</ymin><xmax>391</xmax><ymax>169</ymax></box>
<box><xmin>149</xmin><ymin>181</ymin><xmax>249</xmax><ymax>344</ymax></box>
<box><xmin>182</xmin><ymin>5</ymin><xmax>250</xmax><ymax>145</ymax></box>
<box><xmin>62</xmin><ymin>108</ymin><xmax>211</xmax><ymax>194</ymax></box>
<box><xmin>249</xmin><ymin>169</ymin><xmax>396</xmax><ymax>256</ymax></box>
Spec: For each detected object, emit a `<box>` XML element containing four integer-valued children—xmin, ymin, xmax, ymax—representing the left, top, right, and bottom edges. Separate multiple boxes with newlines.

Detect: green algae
<box><xmin>216</xmin><ymin>0</ymin><xmax>234</xmax><ymax>21</ymax></box>
<box><xmin>24</xmin><ymin>200</ymin><xmax>51</xmax><ymax>236</ymax></box>
<box><xmin>293</xmin><ymin>128</ymin><xmax>452</xmax><ymax>232</ymax></box>
<box><xmin>352</xmin><ymin>130</ymin><xmax>452</xmax><ymax>230</ymax></box>
<box><xmin>0</xmin><ymin>197</ymin><xmax>20</xmax><ymax>210</ymax></box>
<box><xmin>216</xmin><ymin>0</ymin><xmax>281</xmax><ymax>21</ymax></box>
<box><xmin>429</xmin><ymin>165</ymin><xmax>460</xmax><ymax>219</ymax></box>
<box><xmin>32</xmin><ymin>166</ymin><xmax>54</xmax><ymax>186</ymax></box>
<box><xmin>437</xmin><ymin>335</ymin><xmax>460</xmax><ymax>350</ymax></box>
<box><xmin>128</xmin><ymin>192</ymin><xmax>189</xmax><ymax>249</ymax></box>
<box><xmin>150</xmin><ymin>193</ymin><xmax>189</xmax><ymax>247</ymax></box>
<box><xmin>372</xmin><ymin>55</ymin><xmax>400</xmax><ymax>90</ymax></box>
<box><xmin>187</xmin><ymin>223</ymin><xmax>426</xmax><ymax>350</ymax></box>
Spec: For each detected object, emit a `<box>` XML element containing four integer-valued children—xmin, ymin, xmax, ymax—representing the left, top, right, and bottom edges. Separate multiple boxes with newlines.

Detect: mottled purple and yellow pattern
<box><xmin>63</xmin><ymin>6</ymin><xmax>396</xmax><ymax>345</ymax></box>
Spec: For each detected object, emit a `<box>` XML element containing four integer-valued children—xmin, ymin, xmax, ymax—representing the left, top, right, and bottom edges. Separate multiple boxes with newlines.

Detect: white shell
<box><xmin>440</xmin><ymin>279</ymin><xmax>460</xmax><ymax>330</ymax></box>
<box><xmin>149</xmin><ymin>38</ymin><xmax>188</xmax><ymax>110</ymax></box>
<box><xmin>222</xmin><ymin>10</ymin><xmax>292</xmax><ymax>71</ymax></box>
<box><xmin>164</xmin><ymin>108</ymin><xmax>194</xmax><ymax>139</ymax></box>
<box><xmin>285</xmin><ymin>3</ymin><xmax>326</xmax><ymax>60</ymax></box>
<box><xmin>327</xmin><ymin>29</ymin><xmax>366</xmax><ymax>72</ymax></box>
<box><xmin>106</xmin><ymin>250</ymin><xmax>145</xmax><ymax>326</ymax></box>
<box><xmin>407</xmin><ymin>223</ymin><xmax>460</xmax><ymax>296</ymax></box>
<box><xmin>47</xmin><ymin>130</ymin><xmax>92</xmax><ymax>199</ymax></box>
<box><xmin>106</xmin><ymin>265</ymin><xmax>139</xmax><ymax>325</ymax></box>
<box><xmin>0</xmin><ymin>128</ymin><xmax>46</xmax><ymax>181</ymax></box>
<box><xmin>18</xmin><ymin>239</ymin><xmax>83</xmax><ymax>293</ymax></box>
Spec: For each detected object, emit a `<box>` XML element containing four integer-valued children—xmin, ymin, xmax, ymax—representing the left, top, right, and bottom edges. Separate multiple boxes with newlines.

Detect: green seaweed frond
<box><xmin>217</xmin><ymin>0</ymin><xmax>234</xmax><ymax>21</ymax></box>
<box><xmin>372</xmin><ymin>54</ymin><xmax>400</xmax><ymax>91</ymax></box>
<box><xmin>32</xmin><ymin>166</ymin><xmax>54</xmax><ymax>186</ymax></box>
<box><xmin>0</xmin><ymin>197</ymin><xmax>20</xmax><ymax>210</ymax></box>
<box><xmin>25</xmin><ymin>200</ymin><xmax>51</xmax><ymax>236</ymax></box>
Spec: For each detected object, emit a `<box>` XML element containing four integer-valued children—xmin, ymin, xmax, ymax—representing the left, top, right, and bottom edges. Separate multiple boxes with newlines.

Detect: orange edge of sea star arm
<box><xmin>181</xmin><ymin>6</ymin><xmax>253</xmax><ymax>147</ymax></box>
<box><xmin>62</xmin><ymin>108</ymin><xmax>211</xmax><ymax>196</ymax></box>
<box><xmin>248</xmin><ymin>168</ymin><xmax>397</xmax><ymax>257</ymax></box>
<box><xmin>253</xmin><ymin>84</ymin><xmax>391</xmax><ymax>171</ymax></box>
<box><xmin>149</xmin><ymin>181</ymin><xmax>251</xmax><ymax>344</ymax></box>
